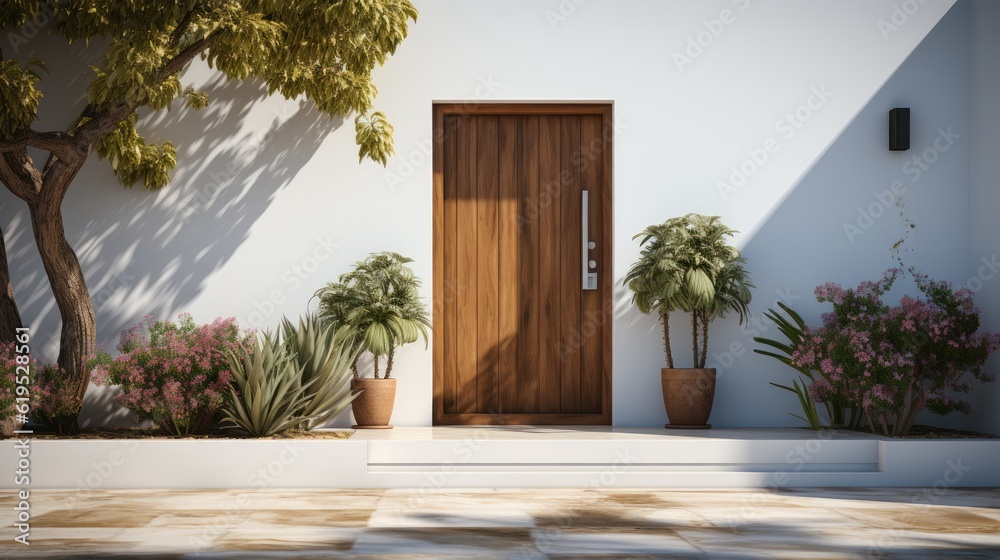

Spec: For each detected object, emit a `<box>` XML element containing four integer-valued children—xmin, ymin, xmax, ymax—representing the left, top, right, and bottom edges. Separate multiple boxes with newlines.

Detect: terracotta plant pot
<box><xmin>351</xmin><ymin>377</ymin><xmax>397</xmax><ymax>429</ymax></box>
<box><xmin>661</xmin><ymin>368</ymin><xmax>716</xmax><ymax>429</ymax></box>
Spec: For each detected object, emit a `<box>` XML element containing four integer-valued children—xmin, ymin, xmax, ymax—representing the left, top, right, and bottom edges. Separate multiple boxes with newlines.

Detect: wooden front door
<box><xmin>432</xmin><ymin>103</ymin><xmax>612</xmax><ymax>425</ymax></box>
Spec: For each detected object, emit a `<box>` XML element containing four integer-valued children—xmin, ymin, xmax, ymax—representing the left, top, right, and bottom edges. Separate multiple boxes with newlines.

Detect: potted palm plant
<box><xmin>625</xmin><ymin>214</ymin><xmax>754</xmax><ymax>429</ymax></box>
<box><xmin>314</xmin><ymin>252</ymin><xmax>430</xmax><ymax>429</ymax></box>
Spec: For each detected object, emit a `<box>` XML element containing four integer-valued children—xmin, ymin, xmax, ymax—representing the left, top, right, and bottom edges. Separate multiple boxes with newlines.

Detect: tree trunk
<box><xmin>385</xmin><ymin>346</ymin><xmax>395</xmax><ymax>378</ymax></box>
<box><xmin>660</xmin><ymin>313</ymin><xmax>673</xmax><ymax>369</ymax></box>
<box><xmin>897</xmin><ymin>380</ymin><xmax>924</xmax><ymax>436</ymax></box>
<box><xmin>0</xmin><ymin>224</ymin><xmax>22</xmax><ymax>343</ymax></box>
<box><xmin>699</xmin><ymin>310</ymin><xmax>709</xmax><ymax>369</ymax></box>
<box><xmin>29</xmin><ymin>190</ymin><xmax>95</xmax><ymax>409</ymax></box>
<box><xmin>691</xmin><ymin>311</ymin><xmax>699</xmax><ymax>368</ymax></box>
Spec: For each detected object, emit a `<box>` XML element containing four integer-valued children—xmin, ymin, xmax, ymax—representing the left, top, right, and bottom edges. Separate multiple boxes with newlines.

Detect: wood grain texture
<box><xmin>580</xmin><ymin>114</ymin><xmax>603</xmax><ymax>414</ymax></box>
<box><xmin>498</xmin><ymin>115</ymin><xmax>519</xmax><ymax>415</ymax></box>
<box><xmin>476</xmin><ymin>116</ymin><xmax>500</xmax><ymax>416</ymax></box>
<box><xmin>455</xmin><ymin>114</ymin><xmax>478</xmax><ymax>414</ymax></box>
<box><xmin>433</xmin><ymin>104</ymin><xmax>612</xmax><ymax>425</ymax></box>
<box><xmin>559</xmin><ymin>115</ymin><xmax>582</xmax><ymax>414</ymax></box>
<box><xmin>600</xmin><ymin>106</ymin><xmax>613</xmax><ymax>422</ymax></box>
<box><xmin>516</xmin><ymin>115</ymin><xmax>540</xmax><ymax>414</ymax></box>
<box><xmin>432</xmin><ymin>108</ymin><xmax>446</xmax><ymax>420</ymax></box>
<box><xmin>536</xmin><ymin>114</ymin><xmax>562</xmax><ymax>415</ymax></box>
<box><xmin>443</xmin><ymin>114</ymin><xmax>460</xmax><ymax>415</ymax></box>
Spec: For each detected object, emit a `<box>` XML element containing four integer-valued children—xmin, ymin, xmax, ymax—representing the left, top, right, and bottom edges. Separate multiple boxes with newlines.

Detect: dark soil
<box><xmin>6</xmin><ymin>427</ymin><xmax>353</xmax><ymax>440</ymax></box>
<box><xmin>849</xmin><ymin>424</ymin><xmax>999</xmax><ymax>439</ymax></box>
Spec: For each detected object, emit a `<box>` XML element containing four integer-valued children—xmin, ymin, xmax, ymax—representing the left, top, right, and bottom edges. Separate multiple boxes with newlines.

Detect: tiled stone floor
<box><xmin>2</xmin><ymin>488</ymin><xmax>999</xmax><ymax>558</ymax></box>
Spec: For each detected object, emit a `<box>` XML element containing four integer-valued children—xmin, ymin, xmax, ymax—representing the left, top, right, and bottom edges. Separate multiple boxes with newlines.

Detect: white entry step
<box><xmin>8</xmin><ymin>427</ymin><xmax>998</xmax><ymax>489</ymax></box>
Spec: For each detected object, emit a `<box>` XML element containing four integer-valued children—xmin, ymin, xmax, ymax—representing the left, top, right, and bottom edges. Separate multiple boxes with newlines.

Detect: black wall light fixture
<box><xmin>889</xmin><ymin>107</ymin><xmax>910</xmax><ymax>151</ymax></box>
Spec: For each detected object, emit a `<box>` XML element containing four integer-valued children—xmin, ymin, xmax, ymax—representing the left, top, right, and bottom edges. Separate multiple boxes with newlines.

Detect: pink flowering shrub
<box><xmin>94</xmin><ymin>314</ymin><xmax>252</xmax><ymax>435</ymax></box>
<box><xmin>792</xmin><ymin>268</ymin><xmax>1000</xmax><ymax>436</ymax></box>
<box><xmin>32</xmin><ymin>363</ymin><xmax>81</xmax><ymax>434</ymax></box>
<box><xmin>0</xmin><ymin>342</ymin><xmax>24</xmax><ymax>425</ymax></box>
<box><xmin>1</xmin><ymin>342</ymin><xmax>80</xmax><ymax>434</ymax></box>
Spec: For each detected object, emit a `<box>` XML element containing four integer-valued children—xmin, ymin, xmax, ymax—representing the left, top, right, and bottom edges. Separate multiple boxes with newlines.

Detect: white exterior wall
<box><xmin>7</xmin><ymin>0</ymin><xmax>998</xmax><ymax>429</ymax></box>
<box><xmin>969</xmin><ymin>0</ymin><xmax>1000</xmax><ymax>435</ymax></box>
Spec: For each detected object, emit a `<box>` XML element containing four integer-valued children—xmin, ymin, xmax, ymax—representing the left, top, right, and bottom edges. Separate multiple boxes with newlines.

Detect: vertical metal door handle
<box><xmin>582</xmin><ymin>190</ymin><xmax>597</xmax><ymax>290</ymax></box>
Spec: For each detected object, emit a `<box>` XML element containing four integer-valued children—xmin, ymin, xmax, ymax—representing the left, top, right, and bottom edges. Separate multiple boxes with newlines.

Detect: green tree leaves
<box><xmin>93</xmin><ymin>114</ymin><xmax>176</xmax><ymax>190</ymax></box>
<box><xmin>625</xmin><ymin>214</ymin><xmax>754</xmax><ymax>368</ymax></box>
<box><xmin>0</xmin><ymin>58</ymin><xmax>45</xmax><ymax>138</ymax></box>
<box><xmin>355</xmin><ymin>111</ymin><xmax>394</xmax><ymax>165</ymax></box>
<box><xmin>3</xmin><ymin>0</ymin><xmax>417</xmax><ymax>186</ymax></box>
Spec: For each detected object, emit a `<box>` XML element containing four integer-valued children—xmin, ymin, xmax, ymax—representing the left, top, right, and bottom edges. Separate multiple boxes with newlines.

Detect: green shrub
<box><xmin>223</xmin><ymin>331</ymin><xmax>310</xmax><ymax>437</ymax></box>
<box><xmin>280</xmin><ymin>314</ymin><xmax>360</xmax><ymax>430</ymax></box>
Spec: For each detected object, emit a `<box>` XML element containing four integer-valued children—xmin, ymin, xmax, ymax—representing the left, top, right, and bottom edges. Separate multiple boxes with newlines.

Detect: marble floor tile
<box><xmin>3</xmin><ymin>489</ymin><xmax>1000</xmax><ymax>558</ymax></box>
<box><xmin>348</xmin><ymin>527</ymin><xmax>539</xmax><ymax>558</ymax></box>
<box><xmin>532</xmin><ymin>527</ymin><xmax>703</xmax><ymax>555</ymax></box>
<box><xmin>836</xmin><ymin>504</ymin><xmax>1000</xmax><ymax>533</ymax></box>
<box><xmin>367</xmin><ymin>506</ymin><xmax>535</xmax><ymax>528</ymax></box>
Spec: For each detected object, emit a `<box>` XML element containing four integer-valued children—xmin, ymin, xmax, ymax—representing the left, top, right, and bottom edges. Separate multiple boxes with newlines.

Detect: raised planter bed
<box><xmin>3</xmin><ymin>427</ymin><xmax>998</xmax><ymax>489</ymax></box>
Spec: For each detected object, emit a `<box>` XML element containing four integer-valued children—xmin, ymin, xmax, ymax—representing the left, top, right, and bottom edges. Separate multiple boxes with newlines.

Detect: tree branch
<box><xmin>169</xmin><ymin>4</ymin><xmax>199</xmax><ymax>48</ymax></box>
<box><xmin>0</xmin><ymin>130</ymin><xmax>82</xmax><ymax>162</ymax></box>
<box><xmin>74</xmin><ymin>30</ymin><xmax>223</xmax><ymax>145</ymax></box>
<box><xmin>0</xmin><ymin>150</ymin><xmax>41</xmax><ymax>203</ymax></box>
<box><xmin>0</xmin><ymin>221</ymin><xmax>23</xmax><ymax>342</ymax></box>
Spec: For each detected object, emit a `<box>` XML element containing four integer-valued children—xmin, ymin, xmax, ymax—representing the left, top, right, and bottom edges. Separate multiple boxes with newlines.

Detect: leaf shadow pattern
<box><xmin>4</xmin><ymin>70</ymin><xmax>342</xmax><ymax>362</ymax></box>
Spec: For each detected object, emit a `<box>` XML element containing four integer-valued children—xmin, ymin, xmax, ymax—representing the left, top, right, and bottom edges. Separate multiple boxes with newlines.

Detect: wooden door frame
<box><xmin>432</xmin><ymin>103</ymin><xmax>614</xmax><ymax>425</ymax></box>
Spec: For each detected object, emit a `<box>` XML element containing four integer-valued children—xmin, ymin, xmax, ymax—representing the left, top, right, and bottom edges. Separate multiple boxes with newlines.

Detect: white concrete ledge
<box><xmin>3</xmin><ymin>428</ymin><xmax>997</xmax><ymax>489</ymax></box>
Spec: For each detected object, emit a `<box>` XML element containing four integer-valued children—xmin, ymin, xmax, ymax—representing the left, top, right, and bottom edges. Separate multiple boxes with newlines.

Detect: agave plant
<box><xmin>223</xmin><ymin>332</ymin><xmax>312</xmax><ymax>437</ymax></box>
<box><xmin>624</xmin><ymin>214</ymin><xmax>754</xmax><ymax>368</ymax></box>
<box><xmin>314</xmin><ymin>252</ymin><xmax>430</xmax><ymax>378</ymax></box>
<box><xmin>280</xmin><ymin>314</ymin><xmax>361</xmax><ymax>430</ymax></box>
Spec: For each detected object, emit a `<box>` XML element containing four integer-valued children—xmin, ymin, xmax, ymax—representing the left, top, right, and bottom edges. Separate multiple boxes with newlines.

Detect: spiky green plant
<box><xmin>280</xmin><ymin>314</ymin><xmax>360</xmax><ymax>430</ymax></box>
<box><xmin>624</xmin><ymin>214</ymin><xmax>754</xmax><ymax>369</ymax></box>
<box><xmin>753</xmin><ymin>302</ymin><xmax>823</xmax><ymax>429</ymax></box>
<box><xmin>754</xmin><ymin>302</ymin><xmax>858</xmax><ymax>429</ymax></box>
<box><xmin>223</xmin><ymin>332</ymin><xmax>312</xmax><ymax>437</ymax></box>
<box><xmin>314</xmin><ymin>252</ymin><xmax>430</xmax><ymax>378</ymax></box>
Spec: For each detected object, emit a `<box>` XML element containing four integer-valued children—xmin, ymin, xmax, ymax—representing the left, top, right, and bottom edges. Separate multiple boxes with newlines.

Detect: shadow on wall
<box><xmin>4</xmin><ymin>66</ymin><xmax>340</xmax><ymax>360</ymax></box>
<box><xmin>614</xmin><ymin>1</ymin><xmax>974</xmax><ymax>429</ymax></box>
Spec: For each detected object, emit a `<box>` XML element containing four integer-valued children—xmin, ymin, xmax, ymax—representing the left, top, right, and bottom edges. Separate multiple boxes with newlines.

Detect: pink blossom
<box><xmin>790</xmin><ymin>268</ymin><xmax>1000</xmax><ymax>435</ymax></box>
<box><xmin>95</xmin><ymin>314</ymin><xmax>253</xmax><ymax>435</ymax></box>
